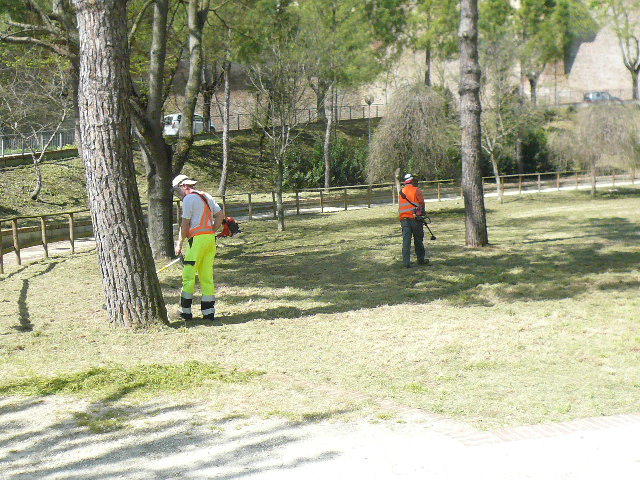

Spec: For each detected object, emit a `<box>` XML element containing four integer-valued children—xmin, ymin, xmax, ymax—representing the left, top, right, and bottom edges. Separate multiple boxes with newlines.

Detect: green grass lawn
<box><xmin>0</xmin><ymin>188</ymin><xmax>639</xmax><ymax>429</ymax></box>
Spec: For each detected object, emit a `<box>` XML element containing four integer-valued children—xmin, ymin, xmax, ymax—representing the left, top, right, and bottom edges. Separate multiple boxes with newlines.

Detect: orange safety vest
<box><xmin>187</xmin><ymin>192</ymin><xmax>215</xmax><ymax>238</ymax></box>
<box><xmin>399</xmin><ymin>184</ymin><xmax>424</xmax><ymax>220</ymax></box>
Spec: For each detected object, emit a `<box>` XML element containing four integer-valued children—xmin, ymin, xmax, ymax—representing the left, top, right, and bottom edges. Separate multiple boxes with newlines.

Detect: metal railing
<box><xmin>2</xmin><ymin>169</ymin><xmax>637</xmax><ymax>273</ymax></box>
<box><xmin>0</xmin><ymin>103</ymin><xmax>386</xmax><ymax>161</ymax></box>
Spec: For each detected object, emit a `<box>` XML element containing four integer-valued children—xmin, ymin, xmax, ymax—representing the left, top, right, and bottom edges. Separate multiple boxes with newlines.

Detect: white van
<box><xmin>163</xmin><ymin>114</ymin><xmax>205</xmax><ymax>136</ymax></box>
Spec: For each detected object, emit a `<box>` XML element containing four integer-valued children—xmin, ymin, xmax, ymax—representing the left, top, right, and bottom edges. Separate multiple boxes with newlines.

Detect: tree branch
<box><xmin>128</xmin><ymin>0</ymin><xmax>156</xmax><ymax>46</ymax></box>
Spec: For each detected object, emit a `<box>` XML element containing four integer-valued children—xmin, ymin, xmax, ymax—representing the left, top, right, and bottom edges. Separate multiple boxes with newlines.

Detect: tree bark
<box><xmin>323</xmin><ymin>84</ymin><xmax>334</xmax><ymax>189</ymax></box>
<box><xmin>632</xmin><ymin>70</ymin><xmax>639</xmax><ymax>101</ymax></box>
<box><xmin>218</xmin><ymin>59</ymin><xmax>231</xmax><ymax>196</ymax></box>
<box><xmin>310</xmin><ymin>78</ymin><xmax>328</xmax><ymax>123</ymax></box>
<box><xmin>425</xmin><ymin>44</ymin><xmax>432</xmax><ymax>87</ymax></box>
<box><xmin>74</xmin><ymin>0</ymin><xmax>168</xmax><ymax>327</ymax></box>
<box><xmin>136</xmin><ymin>0</ymin><xmax>174</xmax><ymax>260</ymax></box>
<box><xmin>528</xmin><ymin>76</ymin><xmax>538</xmax><ymax>107</ymax></box>
<box><xmin>459</xmin><ymin>0</ymin><xmax>488</xmax><ymax>247</ymax></box>
<box><xmin>173</xmin><ymin>0</ymin><xmax>209</xmax><ymax>174</ymax></box>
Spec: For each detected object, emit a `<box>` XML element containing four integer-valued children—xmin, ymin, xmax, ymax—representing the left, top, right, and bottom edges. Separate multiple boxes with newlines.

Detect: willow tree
<box><xmin>368</xmin><ymin>83</ymin><xmax>458</xmax><ymax>182</ymax></box>
<box><xmin>459</xmin><ymin>0</ymin><xmax>488</xmax><ymax>247</ymax></box>
<box><xmin>74</xmin><ymin>0</ymin><xmax>168</xmax><ymax>327</ymax></box>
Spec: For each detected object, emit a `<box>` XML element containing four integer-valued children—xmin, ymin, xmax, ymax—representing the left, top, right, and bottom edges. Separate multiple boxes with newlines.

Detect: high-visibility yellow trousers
<box><xmin>180</xmin><ymin>234</ymin><xmax>216</xmax><ymax>319</ymax></box>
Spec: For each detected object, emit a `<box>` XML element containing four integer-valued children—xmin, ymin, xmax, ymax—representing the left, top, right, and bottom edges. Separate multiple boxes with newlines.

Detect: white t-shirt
<box><xmin>182</xmin><ymin>191</ymin><xmax>222</xmax><ymax>233</ymax></box>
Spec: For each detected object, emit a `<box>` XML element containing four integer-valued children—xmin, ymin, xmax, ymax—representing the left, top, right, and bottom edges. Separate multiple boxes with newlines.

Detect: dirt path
<box><xmin>1</xmin><ymin>396</ymin><xmax>639</xmax><ymax>479</ymax></box>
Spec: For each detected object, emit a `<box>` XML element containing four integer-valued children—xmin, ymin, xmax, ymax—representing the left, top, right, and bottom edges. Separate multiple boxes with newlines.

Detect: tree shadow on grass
<box><xmin>0</xmin><ymin>391</ymin><xmax>348</xmax><ymax>479</ymax></box>
<box><xmin>13</xmin><ymin>261</ymin><xmax>62</xmax><ymax>333</ymax></box>
<box><xmin>215</xmin><ymin>214</ymin><xmax>640</xmax><ymax>324</ymax></box>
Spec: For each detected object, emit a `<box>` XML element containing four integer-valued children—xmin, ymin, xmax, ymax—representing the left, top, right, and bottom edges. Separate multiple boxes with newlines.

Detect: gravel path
<box><xmin>1</xmin><ymin>396</ymin><xmax>639</xmax><ymax>479</ymax></box>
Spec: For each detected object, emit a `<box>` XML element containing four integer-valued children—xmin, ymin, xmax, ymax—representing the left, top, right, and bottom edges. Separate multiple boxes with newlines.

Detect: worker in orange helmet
<box><xmin>399</xmin><ymin>173</ymin><xmax>429</xmax><ymax>268</ymax></box>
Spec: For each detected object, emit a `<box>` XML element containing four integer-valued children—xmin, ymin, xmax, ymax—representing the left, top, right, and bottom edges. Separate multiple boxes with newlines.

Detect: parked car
<box><xmin>163</xmin><ymin>114</ymin><xmax>206</xmax><ymax>136</ymax></box>
<box><xmin>583</xmin><ymin>91</ymin><xmax>623</xmax><ymax>104</ymax></box>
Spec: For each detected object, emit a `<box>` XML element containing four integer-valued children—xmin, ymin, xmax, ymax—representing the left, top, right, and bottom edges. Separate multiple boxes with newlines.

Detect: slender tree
<box><xmin>173</xmin><ymin>0</ymin><xmax>210</xmax><ymax>174</ymax></box>
<box><xmin>459</xmin><ymin>0</ymin><xmax>488</xmax><ymax>247</ymax></box>
<box><xmin>74</xmin><ymin>0</ymin><xmax>168</xmax><ymax>327</ymax></box>
<box><xmin>595</xmin><ymin>0</ymin><xmax>640</xmax><ymax>99</ymax></box>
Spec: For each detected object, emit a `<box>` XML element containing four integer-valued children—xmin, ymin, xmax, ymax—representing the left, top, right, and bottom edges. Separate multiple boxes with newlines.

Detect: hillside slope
<box><xmin>0</xmin><ymin>119</ymin><xmax>375</xmax><ymax>219</ymax></box>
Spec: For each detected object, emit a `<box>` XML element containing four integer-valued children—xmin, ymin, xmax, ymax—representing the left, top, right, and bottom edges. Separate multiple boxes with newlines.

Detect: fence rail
<box><xmin>2</xmin><ymin>169</ymin><xmax>637</xmax><ymax>273</ymax></box>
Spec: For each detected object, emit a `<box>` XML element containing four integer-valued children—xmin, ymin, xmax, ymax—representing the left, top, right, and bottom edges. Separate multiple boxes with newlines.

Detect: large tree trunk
<box><xmin>173</xmin><ymin>0</ymin><xmax>209</xmax><ymax>174</ymax></box>
<box><xmin>459</xmin><ymin>0</ymin><xmax>488</xmax><ymax>247</ymax></box>
<box><xmin>218</xmin><ymin>59</ymin><xmax>231</xmax><ymax>196</ymax></box>
<box><xmin>74</xmin><ymin>0</ymin><xmax>168</xmax><ymax>327</ymax></box>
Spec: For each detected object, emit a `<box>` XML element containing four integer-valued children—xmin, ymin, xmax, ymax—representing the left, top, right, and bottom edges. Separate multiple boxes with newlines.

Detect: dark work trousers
<box><xmin>401</xmin><ymin>218</ymin><xmax>426</xmax><ymax>267</ymax></box>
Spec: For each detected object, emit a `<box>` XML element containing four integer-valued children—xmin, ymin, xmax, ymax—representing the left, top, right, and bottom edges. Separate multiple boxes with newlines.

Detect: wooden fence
<box><xmin>1</xmin><ymin>169</ymin><xmax>636</xmax><ymax>273</ymax></box>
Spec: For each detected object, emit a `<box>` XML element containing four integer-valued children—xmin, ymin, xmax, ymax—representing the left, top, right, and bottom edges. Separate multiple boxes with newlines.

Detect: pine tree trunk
<box><xmin>75</xmin><ymin>0</ymin><xmax>168</xmax><ymax>327</ymax></box>
<box><xmin>459</xmin><ymin>0</ymin><xmax>488</xmax><ymax>247</ymax></box>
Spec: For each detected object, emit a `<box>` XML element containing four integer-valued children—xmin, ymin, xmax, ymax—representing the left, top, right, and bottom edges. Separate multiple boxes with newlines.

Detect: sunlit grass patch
<box><xmin>0</xmin><ymin>361</ymin><xmax>264</xmax><ymax>399</ymax></box>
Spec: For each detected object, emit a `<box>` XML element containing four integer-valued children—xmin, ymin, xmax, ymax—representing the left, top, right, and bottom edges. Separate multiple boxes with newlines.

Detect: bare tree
<box><xmin>74</xmin><ymin>0</ymin><xmax>167</xmax><ymax>327</ymax></box>
<box><xmin>0</xmin><ymin>51</ymin><xmax>72</xmax><ymax>200</ymax></box>
<box><xmin>549</xmin><ymin>105</ymin><xmax>640</xmax><ymax>196</ymax></box>
<box><xmin>594</xmin><ymin>0</ymin><xmax>640</xmax><ymax>99</ymax></box>
<box><xmin>0</xmin><ymin>1</ymin><xmax>82</xmax><ymax>158</ymax></box>
<box><xmin>459</xmin><ymin>0</ymin><xmax>488</xmax><ymax>247</ymax></box>
<box><xmin>368</xmin><ymin>83</ymin><xmax>458</xmax><ymax>183</ymax></box>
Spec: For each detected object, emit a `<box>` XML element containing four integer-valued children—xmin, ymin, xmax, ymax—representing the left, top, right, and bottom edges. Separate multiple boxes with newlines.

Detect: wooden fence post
<box><xmin>537</xmin><ymin>174</ymin><xmax>541</xmax><ymax>192</ymax></box>
<box><xmin>612</xmin><ymin>172</ymin><xmax>616</xmax><ymax>188</ymax></box>
<box><xmin>575</xmin><ymin>171</ymin><xmax>579</xmax><ymax>189</ymax></box>
<box><xmin>68</xmin><ymin>213</ymin><xmax>75</xmax><ymax>254</ymax></box>
<box><xmin>320</xmin><ymin>191</ymin><xmax>324</xmax><ymax>213</ymax></box>
<box><xmin>557</xmin><ymin>172</ymin><xmax>560</xmax><ymax>190</ymax></box>
<box><xmin>343</xmin><ymin>188</ymin><xmax>348</xmax><ymax>210</ymax></box>
<box><xmin>222</xmin><ymin>195</ymin><xmax>227</xmax><ymax>217</ymax></box>
<box><xmin>518</xmin><ymin>175</ymin><xmax>522</xmax><ymax>194</ymax></box>
<box><xmin>248</xmin><ymin>193</ymin><xmax>253</xmax><ymax>220</ymax></box>
<box><xmin>391</xmin><ymin>184</ymin><xmax>395</xmax><ymax>205</ymax></box>
<box><xmin>367</xmin><ymin>185</ymin><xmax>372</xmax><ymax>208</ymax></box>
<box><xmin>437</xmin><ymin>182</ymin><xmax>441</xmax><ymax>201</ymax></box>
<box><xmin>296</xmin><ymin>191</ymin><xmax>300</xmax><ymax>215</ymax></box>
<box><xmin>40</xmin><ymin>216</ymin><xmax>49</xmax><ymax>258</ymax></box>
<box><xmin>12</xmin><ymin>218</ymin><xmax>21</xmax><ymax>265</ymax></box>
<box><xmin>633</xmin><ymin>168</ymin><xmax>636</xmax><ymax>185</ymax></box>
